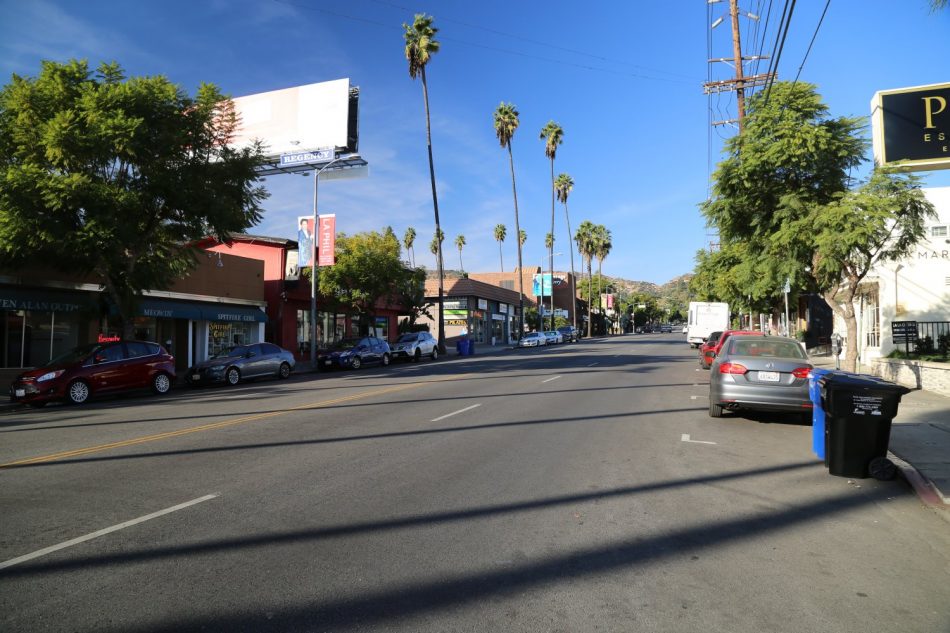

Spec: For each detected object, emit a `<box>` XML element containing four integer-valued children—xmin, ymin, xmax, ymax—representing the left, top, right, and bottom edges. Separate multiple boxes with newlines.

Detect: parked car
<box><xmin>543</xmin><ymin>330</ymin><xmax>564</xmax><ymax>345</ymax></box>
<box><xmin>187</xmin><ymin>342</ymin><xmax>294</xmax><ymax>387</ymax></box>
<box><xmin>708</xmin><ymin>335</ymin><xmax>813</xmax><ymax>420</ymax></box>
<box><xmin>318</xmin><ymin>337</ymin><xmax>392</xmax><ymax>370</ymax></box>
<box><xmin>557</xmin><ymin>325</ymin><xmax>579</xmax><ymax>342</ymax></box>
<box><xmin>698</xmin><ymin>331</ymin><xmax>724</xmax><ymax>369</ymax></box>
<box><xmin>660</xmin><ymin>324</ymin><xmax>673</xmax><ymax>333</ymax></box>
<box><xmin>9</xmin><ymin>340</ymin><xmax>176</xmax><ymax>407</ymax></box>
<box><xmin>519</xmin><ymin>332</ymin><xmax>546</xmax><ymax>347</ymax></box>
<box><xmin>390</xmin><ymin>331</ymin><xmax>439</xmax><ymax>362</ymax></box>
<box><xmin>701</xmin><ymin>329</ymin><xmax>764</xmax><ymax>369</ymax></box>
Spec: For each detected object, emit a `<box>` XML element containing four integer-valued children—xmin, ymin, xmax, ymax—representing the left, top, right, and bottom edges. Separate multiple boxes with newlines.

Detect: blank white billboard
<box><xmin>231</xmin><ymin>79</ymin><xmax>352</xmax><ymax>160</ymax></box>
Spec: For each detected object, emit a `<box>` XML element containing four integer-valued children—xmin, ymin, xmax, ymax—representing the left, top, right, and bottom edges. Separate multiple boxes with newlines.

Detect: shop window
<box><xmin>374</xmin><ymin>316</ymin><xmax>389</xmax><ymax>340</ymax></box>
<box><xmin>931</xmin><ymin>225</ymin><xmax>948</xmax><ymax>238</ymax></box>
<box><xmin>208</xmin><ymin>321</ymin><xmax>253</xmax><ymax>357</ymax></box>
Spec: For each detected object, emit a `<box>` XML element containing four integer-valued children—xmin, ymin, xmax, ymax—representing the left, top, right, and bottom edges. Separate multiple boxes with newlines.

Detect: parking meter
<box><xmin>831</xmin><ymin>333</ymin><xmax>843</xmax><ymax>369</ymax></box>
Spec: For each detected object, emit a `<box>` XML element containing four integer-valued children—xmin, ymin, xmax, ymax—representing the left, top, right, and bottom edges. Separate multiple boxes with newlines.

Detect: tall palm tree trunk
<box><xmin>421</xmin><ymin>66</ymin><xmax>445</xmax><ymax>352</ymax></box>
<box><xmin>564</xmin><ymin>201</ymin><xmax>576</xmax><ymax>330</ymax></box>
<box><xmin>597</xmin><ymin>258</ymin><xmax>604</xmax><ymax>335</ymax></box>
<box><xmin>587</xmin><ymin>257</ymin><xmax>593</xmax><ymax>338</ymax></box>
<box><xmin>548</xmin><ymin>159</ymin><xmax>555</xmax><ymax>330</ymax></box>
<box><xmin>498</xmin><ymin>242</ymin><xmax>504</xmax><ymax>272</ymax></box>
<box><xmin>508</xmin><ymin>143</ymin><xmax>524</xmax><ymax>340</ymax></box>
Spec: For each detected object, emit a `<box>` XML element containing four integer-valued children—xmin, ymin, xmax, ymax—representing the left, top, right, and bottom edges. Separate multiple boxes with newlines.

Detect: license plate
<box><xmin>757</xmin><ymin>371</ymin><xmax>780</xmax><ymax>382</ymax></box>
<box><xmin>191</xmin><ymin>374</ymin><xmax>200</xmax><ymax>381</ymax></box>
<box><xmin>15</xmin><ymin>389</ymin><xmax>25</xmax><ymax>397</ymax></box>
<box><xmin>324</xmin><ymin>360</ymin><xmax>333</xmax><ymax>366</ymax></box>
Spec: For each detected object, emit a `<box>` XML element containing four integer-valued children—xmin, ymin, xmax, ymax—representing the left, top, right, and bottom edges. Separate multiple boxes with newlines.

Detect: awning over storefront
<box><xmin>137</xmin><ymin>298</ymin><xmax>266</xmax><ymax>322</ymax></box>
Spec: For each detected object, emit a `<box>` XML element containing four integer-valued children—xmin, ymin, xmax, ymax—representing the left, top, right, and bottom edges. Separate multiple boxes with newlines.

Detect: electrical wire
<box><xmin>762</xmin><ymin>0</ymin><xmax>797</xmax><ymax>107</ymax></box>
<box><xmin>792</xmin><ymin>0</ymin><xmax>831</xmax><ymax>84</ymax></box>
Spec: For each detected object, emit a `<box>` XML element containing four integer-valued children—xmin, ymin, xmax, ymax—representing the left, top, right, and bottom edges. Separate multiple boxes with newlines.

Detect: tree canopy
<box><xmin>0</xmin><ymin>60</ymin><xmax>267</xmax><ymax>333</ymax></box>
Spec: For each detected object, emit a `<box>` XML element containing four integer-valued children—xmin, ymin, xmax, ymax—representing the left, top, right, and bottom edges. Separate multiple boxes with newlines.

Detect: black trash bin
<box><xmin>818</xmin><ymin>373</ymin><xmax>911</xmax><ymax>479</ymax></box>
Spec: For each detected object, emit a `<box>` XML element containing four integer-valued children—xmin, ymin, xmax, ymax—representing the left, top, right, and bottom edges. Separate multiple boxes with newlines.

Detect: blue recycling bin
<box><xmin>456</xmin><ymin>339</ymin><xmax>467</xmax><ymax>355</ymax></box>
<box><xmin>808</xmin><ymin>368</ymin><xmax>834</xmax><ymax>459</ymax></box>
<box><xmin>467</xmin><ymin>340</ymin><xmax>475</xmax><ymax>355</ymax></box>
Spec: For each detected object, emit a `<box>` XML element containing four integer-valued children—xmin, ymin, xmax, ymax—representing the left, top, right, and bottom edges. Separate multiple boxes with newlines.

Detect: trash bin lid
<box><xmin>819</xmin><ymin>372</ymin><xmax>910</xmax><ymax>395</ymax></box>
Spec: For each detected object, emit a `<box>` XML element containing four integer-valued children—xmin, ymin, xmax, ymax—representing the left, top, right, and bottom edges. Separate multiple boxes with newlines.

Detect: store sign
<box><xmin>97</xmin><ymin>333</ymin><xmax>121</xmax><ymax>342</ymax></box>
<box><xmin>444</xmin><ymin>309</ymin><xmax>468</xmax><ymax>317</ymax></box>
<box><xmin>317</xmin><ymin>214</ymin><xmax>336</xmax><ymax>267</ymax></box>
<box><xmin>891</xmin><ymin>320</ymin><xmax>918</xmax><ymax>344</ymax></box>
<box><xmin>444</xmin><ymin>299</ymin><xmax>468</xmax><ymax>310</ymax></box>
<box><xmin>872</xmin><ymin>82</ymin><xmax>950</xmax><ymax>171</ymax></box>
<box><xmin>445</xmin><ymin>319</ymin><xmax>467</xmax><ymax>326</ymax></box>
<box><xmin>0</xmin><ymin>297</ymin><xmax>83</xmax><ymax>312</ymax></box>
<box><xmin>499</xmin><ymin>304</ymin><xmax>509</xmax><ymax>314</ymax></box>
<box><xmin>478</xmin><ymin>298</ymin><xmax>488</xmax><ymax>310</ymax></box>
<box><xmin>491</xmin><ymin>314</ymin><xmax>505</xmax><ymax>321</ymax></box>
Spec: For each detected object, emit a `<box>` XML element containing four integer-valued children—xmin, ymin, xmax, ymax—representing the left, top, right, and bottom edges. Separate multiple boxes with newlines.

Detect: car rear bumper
<box><xmin>712</xmin><ymin>382</ymin><xmax>811</xmax><ymax>411</ymax></box>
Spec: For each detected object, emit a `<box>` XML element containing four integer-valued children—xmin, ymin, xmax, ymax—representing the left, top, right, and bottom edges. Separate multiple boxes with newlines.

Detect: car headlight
<box><xmin>209</xmin><ymin>365</ymin><xmax>226</xmax><ymax>371</ymax></box>
<box><xmin>37</xmin><ymin>370</ymin><xmax>65</xmax><ymax>382</ymax></box>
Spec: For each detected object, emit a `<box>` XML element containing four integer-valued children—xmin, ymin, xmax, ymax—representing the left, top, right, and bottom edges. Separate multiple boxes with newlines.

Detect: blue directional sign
<box><xmin>279</xmin><ymin>149</ymin><xmax>334</xmax><ymax>167</ymax></box>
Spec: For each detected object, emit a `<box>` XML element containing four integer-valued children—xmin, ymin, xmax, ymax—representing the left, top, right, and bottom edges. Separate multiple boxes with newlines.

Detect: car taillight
<box><xmin>719</xmin><ymin>362</ymin><xmax>747</xmax><ymax>374</ymax></box>
<box><xmin>791</xmin><ymin>367</ymin><xmax>811</xmax><ymax>379</ymax></box>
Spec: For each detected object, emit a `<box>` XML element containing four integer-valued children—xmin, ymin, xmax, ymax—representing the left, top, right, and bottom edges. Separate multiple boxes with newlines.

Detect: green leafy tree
<box><xmin>403</xmin><ymin>226</ymin><xmax>417</xmax><ymax>267</ymax></box>
<box><xmin>404</xmin><ymin>13</ymin><xmax>446</xmax><ymax>352</ymax></box>
<box><xmin>493</xmin><ymin>223</ymin><xmax>507</xmax><ymax>271</ymax></box>
<box><xmin>494</xmin><ymin>102</ymin><xmax>525</xmax><ymax>336</ymax></box>
<box><xmin>318</xmin><ymin>228</ymin><xmax>409</xmax><ymax>336</ymax></box>
<box><xmin>454</xmin><ymin>234</ymin><xmax>466</xmax><ymax>272</ymax></box>
<box><xmin>555</xmin><ymin>173</ymin><xmax>577</xmax><ymax>329</ymax></box>
<box><xmin>540</xmin><ymin>121</ymin><xmax>563</xmax><ymax>331</ymax></box>
<box><xmin>802</xmin><ymin>170</ymin><xmax>935</xmax><ymax>369</ymax></box>
<box><xmin>575</xmin><ymin>220</ymin><xmax>597</xmax><ymax>337</ymax></box>
<box><xmin>0</xmin><ymin>60</ymin><xmax>267</xmax><ymax>336</ymax></box>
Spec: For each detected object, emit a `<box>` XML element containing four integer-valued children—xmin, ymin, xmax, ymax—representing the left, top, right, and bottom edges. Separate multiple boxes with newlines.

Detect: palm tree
<box><xmin>575</xmin><ymin>220</ymin><xmax>597</xmax><ymax>338</ymax></box>
<box><xmin>403</xmin><ymin>226</ymin><xmax>417</xmax><ymax>267</ymax></box>
<box><xmin>404</xmin><ymin>13</ymin><xmax>446</xmax><ymax>352</ymax></box>
<box><xmin>555</xmin><ymin>173</ymin><xmax>576</xmax><ymax>330</ymax></box>
<box><xmin>540</xmin><ymin>121</ymin><xmax>563</xmax><ymax>331</ymax></box>
<box><xmin>494</xmin><ymin>102</ymin><xmax>525</xmax><ymax>339</ymax></box>
<box><xmin>454</xmin><ymin>234</ymin><xmax>466</xmax><ymax>272</ymax></box>
<box><xmin>593</xmin><ymin>225</ymin><xmax>613</xmax><ymax>329</ymax></box>
<box><xmin>429</xmin><ymin>228</ymin><xmax>444</xmax><ymax>257</ymax></box>
<box><xmin>519</xmin><ymin>229</ymin><xmax>527</xmax><ymax>248</ymax></box>
<box><xmin>493</xmin><ymin>223</ymin><xmax>507</xmax><ymax>271</ymax></box>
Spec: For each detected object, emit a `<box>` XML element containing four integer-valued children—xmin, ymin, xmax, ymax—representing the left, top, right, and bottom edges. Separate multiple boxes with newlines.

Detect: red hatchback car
<box><xmin>9</xmin><ymin>340</ymin><xmax>176</xmax><ymax>407</ymax></box>
<box><xmin>700</xmin><ymin>329</ymin><xmax>764</xmax><ymax>369</ymax></box>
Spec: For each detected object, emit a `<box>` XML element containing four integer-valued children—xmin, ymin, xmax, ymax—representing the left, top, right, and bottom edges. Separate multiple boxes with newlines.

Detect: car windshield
<box><xmin>332</xmin><ymin>339</ymin><xmax>360</xmax><ymax>350</ymax></box>
<box><xmin>212</xmin><ymin>345</ymin><xmax>250</xmax><ymax>359</ymax></box>
<box><xmin>46</xmin><ymin>343</ymin><xmax>102</xmax><ymax>366</ymax></box>
<box><xmin>396</xmin><ymin>334</ymin><xmax>419</xmax><ymax>343</ymax></box>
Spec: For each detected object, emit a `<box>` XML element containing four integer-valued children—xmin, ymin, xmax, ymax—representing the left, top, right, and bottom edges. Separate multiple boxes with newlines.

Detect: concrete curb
<box><xmin>888</xmin><ymin>451</ymin><xmax>950</xmax><ymax>516</ymax></box>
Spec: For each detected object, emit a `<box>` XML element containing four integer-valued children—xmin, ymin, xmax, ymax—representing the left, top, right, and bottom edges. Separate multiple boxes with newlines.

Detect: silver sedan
<box><xmin>708</xmin><ymin>335</ymin><xmax>812</xmax><ymax>421</ymax></box>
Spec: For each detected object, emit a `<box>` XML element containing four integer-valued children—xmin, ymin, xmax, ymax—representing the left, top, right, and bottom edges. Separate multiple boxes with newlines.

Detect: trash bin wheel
<box><xmin>868</xmin><ymin>456</ymin><xmax>897</xmax><ymax>481</ymax></box>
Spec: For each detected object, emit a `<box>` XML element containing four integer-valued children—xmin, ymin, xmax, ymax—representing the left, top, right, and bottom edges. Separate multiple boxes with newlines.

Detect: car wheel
<box><xmin>413</xmin><ymin>348</ymin><xmax>421</xmax><ymax>362</ymax></box>
<box><xmin>431</xmin><ymin>347</ymin><xmax>438</xmax><ymax>360</ymax></box>
<box><xmin>708</xmin><ymin>402</ymin><xmax>724</xmax><ymax>418</ymax></box>
<box><xmin>382</xmin><ymin>353</ymin><xmax>391</xmax><ymax>367</ymax></box>
<box><xmin>278</xmin><ymin>362</ymin><xmax>291</xmax><ymax>379</ymax></box>
<box><xmin>226</xmin><ymin>367</ymin><xmax>241</xmax><ymax>386</ymax></box>
<box><xmin>350</xmin><ymin>356</ymin><xmax>362</xmax><ymax>370</ymax></box>
<box><xmin>152</xmin><ymin>373</ymin><xmax>172</xmax><ymax>395</ymax></box>
<box><xmin>66</xmin><ymin>379</ymin><xmax>90</xmax><ymax>405</ymax></box>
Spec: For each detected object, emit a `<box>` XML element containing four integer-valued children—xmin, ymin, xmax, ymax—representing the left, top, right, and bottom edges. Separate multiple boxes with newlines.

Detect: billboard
<box><xmin>532</xmin><ymin>273</ymin><xmax>553</xmax><ymax>296</ymax></box>
<box><xmin>231</xmin><ymin>79</ymin><xmax>358</xmax><ymax>161</ymax></box>
<box><xmin>317</xmin><ymin>214</ymin><xmax>336</xmax><ymax>267</ymax></box>
<box><xmin>871</xmin><ymin>82</ymin><xmax>950</xmax><ymax>172</ymax></box>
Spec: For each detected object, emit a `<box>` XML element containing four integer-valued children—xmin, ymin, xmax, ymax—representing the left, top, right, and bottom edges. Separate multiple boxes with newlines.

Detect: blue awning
<box><xmin>136</xmin><ymin>299</ymin><xmax>266</xmax><ymax>323</ymax></box>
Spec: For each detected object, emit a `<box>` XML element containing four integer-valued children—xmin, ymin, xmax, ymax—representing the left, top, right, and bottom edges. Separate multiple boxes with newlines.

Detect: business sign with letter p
<box><xmin>872</xmin><ymin>82</ymin><xmax>950</xmax><ymax>172</ymax></box>
<box><xmin>317</xmin><ymin>214</ymin><xmax>336</xmax><ymax>267</ymax></box>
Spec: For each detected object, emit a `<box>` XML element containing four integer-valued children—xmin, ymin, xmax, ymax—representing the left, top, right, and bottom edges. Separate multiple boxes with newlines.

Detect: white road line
<box><xmin>542</xmin><ymin>375</ymin><xmax>562</xmax><ymax>383</ymax></box>
<box><xmin>0</xmin><ymin>494</ymin><xmax>219</xmax><ymax>571</ymax></box>
<box><xmin>431</xmin><ymin>403</ymin><xmax>481</xmax><ymax>422</ymax></box>
<box><xmin>681</xmin><ymin>434</ymin><xmax>717</xmax><ymax>445</ymax></box>
<box><xmin>587</xmin><ymin>362</ymin><xmax>599</xmax><ymax>367</ymax></box>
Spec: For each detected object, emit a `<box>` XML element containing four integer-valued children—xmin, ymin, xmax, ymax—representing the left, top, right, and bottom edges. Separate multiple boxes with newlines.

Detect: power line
<box><xmin>761</xmin><ymin>0</ymin><xmax>797</xmax><ymax>107</ymax></box>
<box><xmin>793</xmin><ymin>0</ymin><xmax>831</xmax><ymax>84</ymax></box>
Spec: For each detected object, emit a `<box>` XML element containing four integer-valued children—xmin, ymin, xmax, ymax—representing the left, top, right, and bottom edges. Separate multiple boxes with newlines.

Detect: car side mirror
<box><xmin>94</xmin><ymin>354</ymin><xmax>107</xmax><ymax>364</ymax></box>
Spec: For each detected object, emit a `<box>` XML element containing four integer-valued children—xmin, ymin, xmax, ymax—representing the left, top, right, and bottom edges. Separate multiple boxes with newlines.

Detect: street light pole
<box><xmin>310</xmin><ymin>153</ymin><xmax>361</xmax><ymax>370</ymax></box>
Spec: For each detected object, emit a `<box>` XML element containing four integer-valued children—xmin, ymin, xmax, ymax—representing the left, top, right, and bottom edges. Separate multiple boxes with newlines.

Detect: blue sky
<box><xmin>2</xmin><ymin>1</ymin><xmax>948</xmax><ymax>284</ymax></box>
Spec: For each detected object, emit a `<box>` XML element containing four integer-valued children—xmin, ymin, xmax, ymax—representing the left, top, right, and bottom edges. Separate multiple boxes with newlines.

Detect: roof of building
<box><xmin>424</xmin><ymin>277</ymin><xmax>522</xmax><ymax>305</ymax></box>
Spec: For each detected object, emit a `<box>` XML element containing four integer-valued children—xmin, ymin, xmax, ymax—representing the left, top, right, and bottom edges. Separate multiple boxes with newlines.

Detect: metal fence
<box><xmin>908</xmin><ymin>321</ymin><xmax>950</xmax><ymax>356</ymax></box>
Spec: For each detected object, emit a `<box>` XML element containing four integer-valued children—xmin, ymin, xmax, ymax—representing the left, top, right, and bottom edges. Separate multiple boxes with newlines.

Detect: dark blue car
<box><xmin>318</xmin><ymin>337</ymin><xmax>392</xmax><ymax>370</ymax></box>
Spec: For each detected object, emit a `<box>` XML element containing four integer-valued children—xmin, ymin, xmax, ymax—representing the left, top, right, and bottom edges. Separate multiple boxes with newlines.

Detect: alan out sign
<box><xmin>872</xmin><ymin>82</ymin><xmax>950</xmax><ymax>172</ymax></box>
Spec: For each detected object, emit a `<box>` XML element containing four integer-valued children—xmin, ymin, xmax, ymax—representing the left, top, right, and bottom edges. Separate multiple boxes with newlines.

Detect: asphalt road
<box><xmin>2</xmin><ymin>335</ymin><xmax>948</xmax><ymax>632</ymax></box>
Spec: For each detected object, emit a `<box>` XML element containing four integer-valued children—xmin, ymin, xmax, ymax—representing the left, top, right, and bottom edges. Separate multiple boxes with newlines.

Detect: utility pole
<box><xmin>704</xmin><ymin>0</ymin><xmax>773</xmax><ymax>131</ymax></box>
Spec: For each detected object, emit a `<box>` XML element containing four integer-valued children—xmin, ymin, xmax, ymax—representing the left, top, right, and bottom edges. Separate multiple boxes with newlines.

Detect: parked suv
<box><xmin>557</xmin><ymin>325</ymin><xmax>579</xmax><ymax>342</ymax></box>
<box><xmin>390</xmin><ymin>331</ymin><xmax>439</xmax><ymax>362</ymax></box>
<box><xmin>318</xmin><ymin>337</ymin><xmax>392</xmax><ymax>370</ymax></box>
<box><xmin>9</xmin><ymin>340</ymin><xmax>176</xmax><ymax>407</ymax></box>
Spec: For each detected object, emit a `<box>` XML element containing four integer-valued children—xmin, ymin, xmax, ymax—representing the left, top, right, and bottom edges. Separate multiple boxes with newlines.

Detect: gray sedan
<box><xmin>187</xmin><ymin>342</ymin><xmax>295</xmax><ymax>387</ymax></box>
<box><xmin>708</xmin><ymin>335</ymin><xmax>812</xmax><ymax>420</ymax></box>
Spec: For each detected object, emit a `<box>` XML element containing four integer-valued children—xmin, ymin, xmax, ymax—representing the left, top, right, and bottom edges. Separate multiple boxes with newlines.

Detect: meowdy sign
<box><xmin>872</xmin><ymin>82</ymin><xmax>950</xmax><ymax>172</ymax></box>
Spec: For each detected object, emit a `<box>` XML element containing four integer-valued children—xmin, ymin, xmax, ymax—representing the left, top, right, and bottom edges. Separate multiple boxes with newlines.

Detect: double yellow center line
<box><xmin>1</xmin><ymin>378</ymin><xmax>441</xmax><ymax>469</ymax></box>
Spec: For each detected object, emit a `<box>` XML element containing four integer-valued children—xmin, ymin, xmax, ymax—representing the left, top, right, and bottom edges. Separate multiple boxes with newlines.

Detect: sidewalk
<box><xmin>812</xmin><ymin>355</ymin><xmax>950</xmax><ymax>509</ymax></box>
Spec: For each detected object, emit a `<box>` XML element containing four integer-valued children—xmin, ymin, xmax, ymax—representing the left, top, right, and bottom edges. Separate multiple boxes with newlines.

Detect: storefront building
<box><xmin>468</xmin><ymin>268</ymin><xmax>582</xmax><ymax>332</ymax></box>
<box><xmin>1</xmin><ymin>251</ymin><xmax>267</xmax><ymax>376</ymax></box>
<box><xmin>422</xmin><ymin>277</ymin><xmax>522</xmax><ymax>345</ymax></box>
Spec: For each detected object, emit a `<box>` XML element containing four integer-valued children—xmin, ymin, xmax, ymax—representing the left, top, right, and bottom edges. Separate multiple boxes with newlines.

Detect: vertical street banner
<box><xmin>297</xmin><ymin>216</ymin><xmax>314</xmax><ymax>268</ymax></box>
<box><xmin>318</xmin><ymin>214</ymin><xmax>336</xmax><ymax>267</ymax></box>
